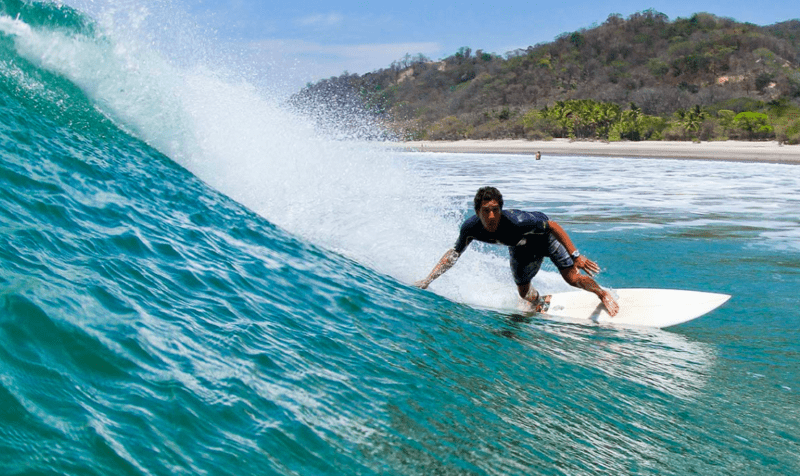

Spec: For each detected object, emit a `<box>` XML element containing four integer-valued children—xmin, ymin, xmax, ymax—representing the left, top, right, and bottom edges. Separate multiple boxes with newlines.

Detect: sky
<box><xmin>65</xmin><ymin>0</ymin><xmax>800</xmax><ymax>94</ymax></box>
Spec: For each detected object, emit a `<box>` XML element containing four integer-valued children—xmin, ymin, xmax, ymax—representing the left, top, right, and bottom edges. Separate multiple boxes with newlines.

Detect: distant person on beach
<box><xmin>536</xmin><ymin>151</ymin><xmax>541</xmax><ymax>160</ymax></box>
<box><xmin>415</xmin><ymin>186</ymin><xmax>619</xmax><ymax>316</ymax></box>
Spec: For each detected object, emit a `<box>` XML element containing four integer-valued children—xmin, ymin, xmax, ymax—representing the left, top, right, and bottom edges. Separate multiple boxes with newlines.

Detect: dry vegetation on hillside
<box><xmin>291</xmin><ymin>11</ymin><xmax>800</xmax><ymax>143</ymax></box>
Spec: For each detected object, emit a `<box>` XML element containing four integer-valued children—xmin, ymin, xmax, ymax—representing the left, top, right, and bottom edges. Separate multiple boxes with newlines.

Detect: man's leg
<box><xmin>510</xmin><ymin>247</ymin><xmax>549</xmax><ymax>311</ymax></box>
<box><xmin>517</xmin><ymin>282</ymin><xmax>550</xmax><ymax>312</ymax></box>
<box><xmin>560</xmin><ymin>266</ymin><xmax>619</xmax><ymax>316</ymax></box>
<box><xmin>544</xmin><ymin>234</ymin><xmax>619</xmax><ymax>316</ymax></box>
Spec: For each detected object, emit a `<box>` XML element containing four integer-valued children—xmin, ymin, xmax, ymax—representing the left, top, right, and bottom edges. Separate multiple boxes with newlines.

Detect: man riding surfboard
<box><xmin>416</xmin><ymin>186</ymin><xmax>619</xmax><ymax>316</ymax></box>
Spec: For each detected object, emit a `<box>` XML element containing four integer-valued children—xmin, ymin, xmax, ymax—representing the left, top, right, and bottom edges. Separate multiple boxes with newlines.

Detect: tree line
<box><xmin>423</xmin><ymin>98</ymin><xmax>797</xmax><ymax>143</ymax></box>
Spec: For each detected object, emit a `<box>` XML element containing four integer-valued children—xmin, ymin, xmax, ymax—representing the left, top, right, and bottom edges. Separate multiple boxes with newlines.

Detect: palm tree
<box><xmin>676</xmin><ymin>105</ymin><xmax>708</xmax><ymax>136</ymax></box>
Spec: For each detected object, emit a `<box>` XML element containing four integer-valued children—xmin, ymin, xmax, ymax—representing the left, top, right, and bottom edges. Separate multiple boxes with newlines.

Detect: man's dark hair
<box><xmin>473</xmin><ymin>186</ymin><xmax>503</xmax><ymax>213</ymax></box>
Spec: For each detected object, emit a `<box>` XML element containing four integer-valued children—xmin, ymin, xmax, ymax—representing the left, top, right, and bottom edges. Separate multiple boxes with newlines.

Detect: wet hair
<box><xmin>473</xmin><ymin>186</ymin><xmax>503</xmax><ymax>213</ymax></box>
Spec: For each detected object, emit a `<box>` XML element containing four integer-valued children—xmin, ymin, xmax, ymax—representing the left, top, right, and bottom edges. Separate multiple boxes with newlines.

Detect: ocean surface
<box><xmin>1</xmin><ymin>2</ymin><xmax>799</xmax><ymax>475</ymax></box>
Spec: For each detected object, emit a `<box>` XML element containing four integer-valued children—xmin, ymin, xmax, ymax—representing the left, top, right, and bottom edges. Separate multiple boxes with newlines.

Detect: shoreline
<box><xmin>393</xmin><ymin>139</ymin><xmax>800</xmax><ymax>165</ymax></box>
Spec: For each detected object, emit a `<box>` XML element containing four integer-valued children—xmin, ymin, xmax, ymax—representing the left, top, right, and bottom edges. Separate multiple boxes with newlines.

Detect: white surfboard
<box><xmin>544</xmin><ymin>288</ymin><xmax>730</xmax><ymax>328</ymax></box>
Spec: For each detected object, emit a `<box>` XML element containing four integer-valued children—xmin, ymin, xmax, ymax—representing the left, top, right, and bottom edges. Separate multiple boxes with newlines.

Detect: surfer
<box><xmin>415</xmin><ymin>186</ymin><xmax>619</xmax><ymax>316</ymax></box>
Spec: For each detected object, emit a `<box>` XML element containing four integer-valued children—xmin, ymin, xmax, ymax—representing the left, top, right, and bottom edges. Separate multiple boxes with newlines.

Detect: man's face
<box><xmin>478</xmin><ymin>199</ymin><xmax>501</xmax><ymax>232</ymax></box>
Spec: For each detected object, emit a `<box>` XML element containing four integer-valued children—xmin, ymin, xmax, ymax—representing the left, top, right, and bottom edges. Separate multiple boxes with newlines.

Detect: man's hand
<box><xmin>600</xmin><ymin>290</ymin><xmax>620</xmax><ymax>316</ymax></box>
<box><xmin>575</xmin><ymin>255</ymin><xmax>601</xmax><ymax>277</ymax></box>
<box><xmin>415</xmin><ymin>249</ymin><xmax>459</xmax><ymax>290</ymax></box>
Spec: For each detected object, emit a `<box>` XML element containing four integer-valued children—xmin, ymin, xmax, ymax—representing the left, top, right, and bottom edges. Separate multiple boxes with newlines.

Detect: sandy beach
<box><xmin>396</xmin><ymin>139</ymin><xmax>800</xmax><ymax>164</ymax></box>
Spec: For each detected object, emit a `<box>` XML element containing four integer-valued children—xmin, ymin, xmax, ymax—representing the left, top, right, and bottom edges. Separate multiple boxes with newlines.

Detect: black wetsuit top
<box><xmin>453</xmin><ymin>209</ymin><xmax>550</xmax><ymax>254</ymax></box>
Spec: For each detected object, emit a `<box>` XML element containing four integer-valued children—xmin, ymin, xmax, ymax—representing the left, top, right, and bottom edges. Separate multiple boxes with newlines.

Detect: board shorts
<box><xmin>509</xmin><ymin>234</ymin><xmax>574</xmax><ymax>285</ymax></box>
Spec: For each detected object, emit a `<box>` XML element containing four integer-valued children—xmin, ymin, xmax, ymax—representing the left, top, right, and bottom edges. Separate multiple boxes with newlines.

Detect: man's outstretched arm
<box><xmin>415</xmin><ymin>249</ymin><xmax>460</xmax><ymax>289</ymax></box>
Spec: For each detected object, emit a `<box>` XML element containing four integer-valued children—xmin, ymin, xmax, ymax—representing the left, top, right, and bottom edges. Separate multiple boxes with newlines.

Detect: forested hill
<box><xmin>290</xmin><ymin>11</ymin><xmax>800</xmax><ymax>143</ymax></box>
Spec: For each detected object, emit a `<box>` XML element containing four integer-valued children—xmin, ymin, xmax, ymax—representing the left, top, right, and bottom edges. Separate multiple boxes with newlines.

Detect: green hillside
<box><xmin>291</xmin><ymin>11</ymin><xmax>800</xmax><ymax>143</ymax></box>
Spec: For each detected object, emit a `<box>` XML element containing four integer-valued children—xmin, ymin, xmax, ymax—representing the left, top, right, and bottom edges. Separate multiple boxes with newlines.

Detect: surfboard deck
<box><xmin>542</xmin><ymin>288</ymin><xmax>730</xmax><ymax>328</ymax></box>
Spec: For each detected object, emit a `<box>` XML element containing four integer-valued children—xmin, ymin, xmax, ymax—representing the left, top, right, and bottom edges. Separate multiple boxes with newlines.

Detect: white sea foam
<box><xmin>419</xmin><ymin>153</ymin><xmax>800</xmax><ymax>239</ymax></box>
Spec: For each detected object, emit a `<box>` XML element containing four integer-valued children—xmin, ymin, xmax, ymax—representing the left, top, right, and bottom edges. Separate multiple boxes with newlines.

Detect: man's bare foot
<box><xmin>535</xmin><ymin>295</ymin><xmax>551</xmax><ymax>313</ymax></box>
<box><xmin>601</xmin><ymin>292</ymin><xmax>619</xmax><ymax>316</ymax></box>
<box><xmin>525</xmin><ymin>292</ymin><xmax>551</xmax><ymax>313</ymax></box>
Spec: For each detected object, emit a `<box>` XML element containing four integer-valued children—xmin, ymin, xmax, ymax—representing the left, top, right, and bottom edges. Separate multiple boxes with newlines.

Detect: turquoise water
<box><xmin>2</xmin><ymin>2</ymin><xmax>800</xmax><ymax>474</ymax></box>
